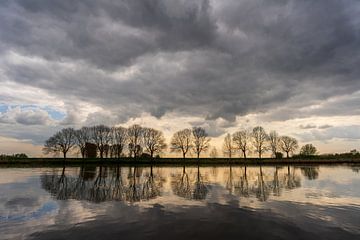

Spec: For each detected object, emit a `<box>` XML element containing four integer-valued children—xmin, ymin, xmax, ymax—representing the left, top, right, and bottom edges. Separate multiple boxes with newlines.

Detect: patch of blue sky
<box><xmin>0</xmin><ymin>104</ymin><xmax>9</xmax><ymax>113</ymax></box>
<box><xmin>42</xmin><ymin>106</ymin><xmax>66</xmax><ymax>120</ymax></box>
<box><xmin>0</xmin><ymin>103</ymin><xmax>66</xmax><ymax>120</ymax></box>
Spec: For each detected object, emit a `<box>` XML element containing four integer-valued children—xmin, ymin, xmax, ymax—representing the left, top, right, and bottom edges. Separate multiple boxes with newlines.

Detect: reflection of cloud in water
<box><xmin>1</xmin><ymin>165</ymin><xmax>360</xmax><ymax>239</ymax></box>
<box><xmin>28</xmin><ymin>202</ymin><xmax>360</xmax><ymax>240</ymax></box>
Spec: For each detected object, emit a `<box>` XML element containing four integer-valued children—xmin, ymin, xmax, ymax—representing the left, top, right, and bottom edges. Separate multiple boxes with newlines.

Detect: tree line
<box><xmin>222</xmin><ymin>126</ymin><xmax>317</xmax><ymax>159</ymax></box>
<box><xmin>43</xmin><ymin>124</ymin><xmax>317</xmax><ymax>159</ymax></box>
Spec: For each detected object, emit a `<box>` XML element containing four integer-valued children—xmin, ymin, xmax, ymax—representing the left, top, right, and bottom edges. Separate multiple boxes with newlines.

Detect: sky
<box><xmin>0</xmin><ymin>0</ymin><xmax>360</xmax><ymax>157</ymax></box>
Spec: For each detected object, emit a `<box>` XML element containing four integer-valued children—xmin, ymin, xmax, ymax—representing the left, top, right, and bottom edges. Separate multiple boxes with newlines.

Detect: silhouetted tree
<box><xmin>222</xmin><ymin>133</ymin><xmax>234</xmax><ymax>158</ymax></box>
<box><xmin>232</xmin><ymin>130</ymin><xmax>251</xmax><ymax>158</ymax></box>
<box><xmin>192</xmin><ymin>127</ymin><xmax>211</xmax><ymax>158</ymax></box>
<box><xmin>127</xmin><ymin>124</ymin><xmax>144</xmax><ymax>158</ymax></box>
<box><xmin>91</xmin><ymin>125</ymin><xmax>111</xmax><ymax>159</ymax></box>
<box><xmin>170</xmin><ymin>129</ymin><xmax>192</xmax><ymax>158</ymax></box>
<box><xmin>74</xmin><ymin>127</ymin><xmax>91</xmax><ymax>158</ymax></box>
<box><xmin>143</xmin><ymin>128</ymin><xmax>167</xmax><ymax>158</ymax></box>
<box><xmin>252</xmin><ymin>126</ymin><xmax>269</xmax><ymax>158</ymax></box>
<box><xmin>43</xmin><ymin>128</ymin><xmax>76</xmax><ymax>158</ymax></box>
<box><xmin>269</xmin><ymin>130</ymin><xmax>280</xmax><ymax>158</ymax></box>
<box><xmin>280</xmin><ymin>136</ymin><xmax>298</xmax><ymax>158</ymax></box>
<box><xmin>300</xmin><ymin>144</ymin><xmax>317</xmax><ymax>156</ymax></box>
<box><xmin>110</xmin><ymin>127</ymin><xmax>127</xmax><ymax>158</ymax></box>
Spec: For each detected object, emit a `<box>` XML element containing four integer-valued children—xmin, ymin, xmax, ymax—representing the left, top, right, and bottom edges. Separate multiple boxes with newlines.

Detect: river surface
<box><xmin>1</xmin><ymin>165</ymin><xmax>360</xmax><ymax>240</ymax></box>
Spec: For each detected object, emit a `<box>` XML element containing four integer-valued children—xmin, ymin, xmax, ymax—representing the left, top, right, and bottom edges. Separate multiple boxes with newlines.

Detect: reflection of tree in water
<box><xmin>233</xmin><ymin>166</ymin><xmax>249</xmax><ymax>197</ymax></box>
<box><xmin>141</xmin><ymin>166</ymin><xmax>163</xmax><ymax>201</ymax></box>
<box><xmin>252</xmin><ymin>166</ymin><xmax>271</xmax><ymax>202</ymax></box>
<box><xmin>284</xmin><ymin>166</ymin><xmax>301</xmax><ymax>190</ymax></box>
<box><xmin>41</xmin><ymin>166</ymin><xmax>163</xmax><ymax>203</ymax></box>
<box><xmin>300</xmin><ymin>166</ymin><xmax>320</xmax><ymax>180</ymax></box>
<box><xmin>41</xmin><ymin>166</ymin><xmax>71</xmax><ymax>200</ymax></box>
<box><xmin>351</xmin><ymin>165</ymin><xmax>360</xmax><ymax>173</ymax></box>
<box><xmin>171</xmin><ymin>166</ymin><xmax>192</xmax><ymax>199</ymax></box>
<box><xmin>90</xmin><ymin>166</ymin><xmax>109</xmax><ymax>202</ymax></box>
<box><xmin>193</xmin><ymin>166</ymin><xmax>208</xmax><ymax>200</ymax></box>
<box><xmin>229</xmin><ymin>166</ymin><xmax>302</xmax><ymax>201</ymax></box>
<box><xmin>272</xmin><ymin>166</ymin><xmax>281</xmax><ymax>196</ymax></box>
<box><xmin>110</xmin><ymin>166</ymin><xmax>126</xmax><ymax>201</ymax></box>
<box><xmin>171</xmin><ymin>166</ymin><xmax>208</xmax><ymax>200</ymax></box>
<box><xmin>225</xmin><ymin>166</ymin><xmax>234</xmax><ymax>194</ymax></box>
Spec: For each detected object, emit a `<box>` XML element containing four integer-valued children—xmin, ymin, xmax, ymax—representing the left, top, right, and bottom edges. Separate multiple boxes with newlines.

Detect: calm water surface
<box><xmin>1</xmin><ymin>165</ymin><xmax>360</xmax><ymax>240</ymax></box>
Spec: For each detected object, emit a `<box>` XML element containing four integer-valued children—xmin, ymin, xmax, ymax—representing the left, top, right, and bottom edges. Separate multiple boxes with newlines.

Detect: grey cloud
<box><xmin>298</xmin><ymin>125</ymin><xmax>360</xmax><ymax>142</ymax></box>
<box><xmin>0</xmin><ymin>0</ymin><xmax>359</xmax><ymax>131</ymax></box>
<box><xmin>318</xmin><ymin>124</ymin><xmax>333</xmax><ymax>129</ymax></box>
<box><xmin>0</xmin><ymin>107</ymin><xmax>52</xmax><ymax>126</ymax></box>
<box><xmin>299</xmin><ymin>124</ymin><xmax>317</xmax><ymax>130</ymax></box>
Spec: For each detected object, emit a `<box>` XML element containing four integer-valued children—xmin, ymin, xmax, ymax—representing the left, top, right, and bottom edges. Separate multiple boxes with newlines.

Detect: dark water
<box><xmin>1</xmin><ymin>165</ymin><xmax>360</xmax><ymax>240</ymax></box>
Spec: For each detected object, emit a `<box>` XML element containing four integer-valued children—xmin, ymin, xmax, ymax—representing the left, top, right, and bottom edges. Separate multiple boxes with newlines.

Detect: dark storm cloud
<box><xmin>0</xmin><ymin>0</ymin><xmax>359</xmax><ymax>123</ymax></box>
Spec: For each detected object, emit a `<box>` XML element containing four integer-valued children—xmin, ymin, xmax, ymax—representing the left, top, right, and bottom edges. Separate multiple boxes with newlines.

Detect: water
<box><xmin>1</xmin><ymin>165</ymin><xmax>360</xmax><ymax>240</ymax></box>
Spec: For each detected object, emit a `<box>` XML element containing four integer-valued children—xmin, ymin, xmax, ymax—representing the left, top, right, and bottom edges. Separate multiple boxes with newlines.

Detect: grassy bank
<box><xmin>1</xmin><ymin>157</ymin><xmax>360</xmax><ymax>167</ymax></box>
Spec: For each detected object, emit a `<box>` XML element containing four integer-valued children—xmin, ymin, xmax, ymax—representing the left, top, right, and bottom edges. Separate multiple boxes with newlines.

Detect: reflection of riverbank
<box><xmin>3</xmin><ymin>158</ymin><xmax>360</xmax><ymax>166</ymax></box>
<box><xmin>40</xmin><ymin>165</ymin><xmax>330</xmax><ymax>203</ymax></box>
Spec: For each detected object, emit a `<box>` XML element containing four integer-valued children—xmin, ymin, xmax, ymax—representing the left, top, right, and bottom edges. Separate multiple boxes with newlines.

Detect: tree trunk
<box><xmin>286</xmin><ymin>152</ymin><xmax>289</xmax><ymax>158</ymax></box>
<box><xmin>197</xmin><ymin>152</ymin><xmax>200</xmax><ymax>159</ymax></box>
<box><xmin>243</xmin><ymin>150</ymin><xmax>246</xmax><ymax>159</ymax></box>
<box><xmin>259</xmin><ymin>151</ymin><xmax>261</xmax><ymax>159</ymax></box>
<box><xmin>183</xmin><ymin>152</ymin><xmax>186</xmax><ymax>159</ymax></box>
<box><xmin>63</xmin><ymin>151</ymin><xmax>67</xmax><ymax>159</ymax></box>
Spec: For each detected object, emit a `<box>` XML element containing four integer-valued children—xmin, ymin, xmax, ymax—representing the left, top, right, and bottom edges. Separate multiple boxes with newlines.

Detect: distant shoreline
<box><xmin>1</xmin><ymin>157</ymin><xmax>360</xmax><ymax>166</ymax></box>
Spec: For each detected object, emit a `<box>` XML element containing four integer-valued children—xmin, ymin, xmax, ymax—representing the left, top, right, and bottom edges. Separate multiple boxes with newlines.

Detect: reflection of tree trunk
<box><xmin>110</xmin><ymin>165</ymin><xmax>125</xmax><ymax>200</ymax></box>
<box><xmin>193</xmin><ymin>165</ymin><xmax>208</xmax><ymax>200</ymax></box>
<box><xmin>226</xmin><ymin>165</ymin><xmax>233</xmax><ymax>194</ymax></box>
<box><xmin>258</xmin><ymin>166</ymin><xmax>267</xmax><ymax>201</ymax></box>
<box><xmin>238</xmin><ymin>166</ymin><xmax>249</xmax><ymax>197</ymax></box>
<box><xmin>91</xmin><ymin>166</ymin><xmax>109</xmax><ymax>202</ymax></box>
<box><xmin>273</xmin><ymin>167</ymin><xmax>280</xmax><ymax>196</ymax></box>
<box><xmin>57</xmin><ymin>166</ymin><xmax>68</xmax><ymax>199</ymax></box>
<box><xmin>172</xmin><ymin>165</ymin><xmax>191</xmax><ymax>199</ymax></box>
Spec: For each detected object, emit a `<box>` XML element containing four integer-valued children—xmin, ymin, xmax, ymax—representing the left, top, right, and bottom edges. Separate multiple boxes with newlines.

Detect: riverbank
<box><xmin>1</xmin><ymin>157</ymin><xmax>360</xmax><ymax>167</ymax></box>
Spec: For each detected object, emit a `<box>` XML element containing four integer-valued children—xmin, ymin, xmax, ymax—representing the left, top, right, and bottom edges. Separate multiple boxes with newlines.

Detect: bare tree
<box><xmin>91</xmin><ymin>125</ymin><xmax>111</xmax><ymax>159</ymax></box>
<box><xmin>252</xmin><ymin>126</ymin><xmax>269</xmax><ymax>158</ymax></box>
<box><xmin>143</xmin><ymin>128</ymin><xmax>167</xmax><ymax>158</ymax></box>
<box><xmin>74</xmin><ymin>127</ymin><xmax>91</xmax><ymax>158</ymax></box>
<box><xmin>222</xmin><ymin>133</ymin><xmax>234</xmax><ymax>158</ymax></box>
<box><xmin>110</xmin><ymin>127</ymin><xmax>127</xmax><ymax>158</ymax></box>
<box><xmin>269</xmin><ymin>130</ymin><xmax>280</xmax><ymax>158</ymax></box>
<box><xmin>232</xmin><ymin>130</ymin><xmax>251</xmax><ymax>159</ymax></box>
<box><xmin>280</xmin><ymin>136</ymin><xmax>298</xmax><ymax>158</ymax></box>
<box><xmin>127</xmin><ymin>124</ymin><xmax>144</xmax><ymax>158</ymax></box>
<box><xmin>192</xmin><ymin>127</ymin><xmax>211</xmax><ymax>159</ymax></box>
<box><xmin>170</xmin><ymin>129</ymin><xmax>192</xmax><ymax>158</ymax></box>
<box><xmin>44</xmin><ymin>128</ymin><xmax>76</xmax><ymax>158</ymax></box>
